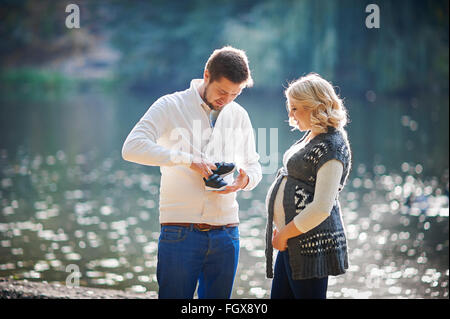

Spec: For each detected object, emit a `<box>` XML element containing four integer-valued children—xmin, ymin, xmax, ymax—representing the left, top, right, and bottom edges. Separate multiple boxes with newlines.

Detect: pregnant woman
<box><xmin>265</xmin><ymin>73</ymin><xmax>352</xmax><ymax>299</ymax></box>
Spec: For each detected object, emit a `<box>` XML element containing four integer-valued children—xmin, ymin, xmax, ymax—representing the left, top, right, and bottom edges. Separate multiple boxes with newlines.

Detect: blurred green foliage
<box><xmin>0</xmin><ymin>0</ymin><xmax>448</xmax><ymax>96</ymax></box>
<box><xmin>104</xmin><ymin>0</ymin><xmax>449</xmax><ymax>95</ymax></box>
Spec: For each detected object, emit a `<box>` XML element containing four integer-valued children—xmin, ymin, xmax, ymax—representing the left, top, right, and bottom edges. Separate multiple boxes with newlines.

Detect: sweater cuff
<box><xmin>293</xmin><ymin>214</ymin><xmax>308</xmax><ymax>233</ymax></box>
<box><xmin>242</xmin><ymin>172</ymin><xmax>256</xmax><ymax>191</ymax></box>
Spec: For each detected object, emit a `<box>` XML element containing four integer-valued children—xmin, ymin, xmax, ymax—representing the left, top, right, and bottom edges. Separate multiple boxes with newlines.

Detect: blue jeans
<box><xmin>157</xmin><ymin>224</ymin><xmax>240</xmax><ymax>299</ymax></box>
<box><xmin>271</xmin><ymin>250</ymin><xmax>328</xmax><ymax>299</ymax></box>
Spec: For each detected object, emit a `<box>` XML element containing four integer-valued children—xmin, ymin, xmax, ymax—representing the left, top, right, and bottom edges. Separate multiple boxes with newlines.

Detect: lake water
<box><xmin>0</xmin><ymin>88</ymin><xmax>448</xmax><ymax>298</ymax></box>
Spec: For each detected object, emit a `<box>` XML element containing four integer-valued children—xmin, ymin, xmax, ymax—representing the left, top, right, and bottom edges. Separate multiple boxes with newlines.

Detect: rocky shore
<box><xmin>0</xmin><ymin>277</ymin><xmax>156</xmax><ymax>299</ymax></box>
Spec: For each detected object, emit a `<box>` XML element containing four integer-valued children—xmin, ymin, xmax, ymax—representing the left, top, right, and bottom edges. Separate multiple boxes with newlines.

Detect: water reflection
<box><xmin>0</xmin><ymin>149</ymin><xmax>448</xmax><ymax>298</ymax></box>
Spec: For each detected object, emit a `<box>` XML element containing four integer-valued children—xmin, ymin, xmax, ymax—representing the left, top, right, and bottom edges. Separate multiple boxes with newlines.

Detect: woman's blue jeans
<box><xmin>271</xmin><ymin>250</ymin><xmax>328</xmax><ymax>299</ymax></box>
<box><xmin>157</xmin><ymin>224</ymin><xmax>240</xmax><ymax>299</ymax></box>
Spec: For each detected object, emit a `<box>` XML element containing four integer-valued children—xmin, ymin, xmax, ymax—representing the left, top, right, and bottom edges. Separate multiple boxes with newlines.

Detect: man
<box><xmin>122</xmin><ymin>46</ymin><xmax>262</xmax><ymax>298</ymax></box>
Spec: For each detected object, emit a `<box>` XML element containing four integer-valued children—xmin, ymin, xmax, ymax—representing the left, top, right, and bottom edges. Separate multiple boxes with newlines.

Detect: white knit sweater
<box><xmin>122</xmin><ymin>79</ymin><xmax>262</xmax><ymax>225</ymax></box>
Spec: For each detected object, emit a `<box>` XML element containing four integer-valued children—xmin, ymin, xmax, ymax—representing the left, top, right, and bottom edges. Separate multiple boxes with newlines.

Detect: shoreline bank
<box><xmin>0</xmin><ymin>277</ymin><xmax>156</xmax><ymax>299</ymax></box>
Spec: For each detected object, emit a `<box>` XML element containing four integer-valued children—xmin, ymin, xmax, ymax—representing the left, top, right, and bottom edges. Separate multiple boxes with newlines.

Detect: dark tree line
<box><xmin>1</xmin><ymin>0</ymin><xmax>448</xmax><ymax>96</ymax></box>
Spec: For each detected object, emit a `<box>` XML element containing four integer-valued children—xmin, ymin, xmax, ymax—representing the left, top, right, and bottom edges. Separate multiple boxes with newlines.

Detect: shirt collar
<box><xmin>190</xmin><ymin>79</ymin><xmax>211</xmax><ymax>115</ymax></box>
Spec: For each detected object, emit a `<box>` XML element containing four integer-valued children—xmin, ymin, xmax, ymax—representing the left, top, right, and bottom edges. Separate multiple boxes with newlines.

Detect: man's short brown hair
<box><xmin>205</xmin><ymin>46</ymin><xmax>253</xmax><ymax>87</ymax></box>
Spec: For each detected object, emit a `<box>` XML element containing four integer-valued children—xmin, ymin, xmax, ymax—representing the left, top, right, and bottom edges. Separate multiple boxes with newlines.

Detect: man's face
<box><xmin>202</xmin><ymin>74</ymin><xmax>244</xmax><ymax>111</ymax></box>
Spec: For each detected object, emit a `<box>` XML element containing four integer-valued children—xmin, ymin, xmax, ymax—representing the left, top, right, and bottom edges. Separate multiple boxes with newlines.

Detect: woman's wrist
<box><xmin>282</xmin><ymin>220</ymin><xmax>303</xmax><ymax>239</ymax></box>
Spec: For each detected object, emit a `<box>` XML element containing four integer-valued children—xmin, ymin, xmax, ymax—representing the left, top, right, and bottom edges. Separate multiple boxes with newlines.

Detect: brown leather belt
<box><xmin>161</xmin><ymin>223</ymin><xmax>239</xmax><ymax>231</ymax></box>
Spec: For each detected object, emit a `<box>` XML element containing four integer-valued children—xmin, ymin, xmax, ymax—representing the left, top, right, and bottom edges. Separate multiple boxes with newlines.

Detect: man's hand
<box><xmin>212</xmin><ymin>168</ymin><xmax>249</xmax><ymax>194</ymax></box>
<box><xmin>190</xmin><ymin>159</ymin><xmax>217</xmax><ymax>179</ymax></box>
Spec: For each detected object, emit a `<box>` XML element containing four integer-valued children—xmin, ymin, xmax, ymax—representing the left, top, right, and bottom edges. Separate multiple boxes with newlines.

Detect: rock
<box><xmin>0</xmin><ymin>277</ymin><xmax>156</xmax><ymax>299</ymax></box>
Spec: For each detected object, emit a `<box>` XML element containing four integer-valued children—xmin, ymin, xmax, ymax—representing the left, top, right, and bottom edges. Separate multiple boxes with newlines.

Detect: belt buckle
<box><xmin>196</xmin><ymin>224</ymin><xmax>212</xmax><ymax>231</ymax></box>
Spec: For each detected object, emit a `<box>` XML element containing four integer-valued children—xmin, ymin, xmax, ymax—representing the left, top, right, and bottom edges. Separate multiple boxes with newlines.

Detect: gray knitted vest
<box><xmin>265</xmin><ymin>126</ymin><xmax>352</xmax><ymax>280</ymax></box>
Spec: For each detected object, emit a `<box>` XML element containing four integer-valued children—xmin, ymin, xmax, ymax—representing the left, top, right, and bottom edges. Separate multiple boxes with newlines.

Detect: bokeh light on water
<box><xmin>0</xmin><ymin>148</ymin><xmax>448</xmax><ymax>298</ymax></box>
<box><xmin>0</xmin><ymin>0</ymin><xmax>448</xmax><ymax>300</ymax></box>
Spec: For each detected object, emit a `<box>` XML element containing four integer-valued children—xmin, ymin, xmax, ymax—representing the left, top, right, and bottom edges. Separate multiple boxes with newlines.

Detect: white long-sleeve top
<box><xmin>122</xmin><ymin>79</ymin><xmax>262</xmax><ymax>225</ymax></box>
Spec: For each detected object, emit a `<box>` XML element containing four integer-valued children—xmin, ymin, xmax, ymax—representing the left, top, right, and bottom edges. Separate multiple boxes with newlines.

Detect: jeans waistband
<box><xmin>161</xmin><ymin>223</ymin><xmax>239</xmax><ymax>231</ymax></box>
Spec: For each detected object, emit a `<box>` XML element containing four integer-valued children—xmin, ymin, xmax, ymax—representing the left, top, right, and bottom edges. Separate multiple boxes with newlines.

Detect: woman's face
<box><xmin>287</xmin><ymin>98</ymin><xmax>312</xmax><ymax>131</ymax></box>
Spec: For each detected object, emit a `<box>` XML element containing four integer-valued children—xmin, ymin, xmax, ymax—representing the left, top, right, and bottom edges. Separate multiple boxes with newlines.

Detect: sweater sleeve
<box><xmin>237</xmin><ymin>110</ymin><xmax>262</xmax><ymax>191</ymax></box>
<box><xmin>293</xmin><ymin>159</ymin><xmax>343</xmax><ymax>233</ymax></box>
<box><xmin>122</xmin><ymin>98</ymin><xmax>193</xmax><ymax>167</ymax></box>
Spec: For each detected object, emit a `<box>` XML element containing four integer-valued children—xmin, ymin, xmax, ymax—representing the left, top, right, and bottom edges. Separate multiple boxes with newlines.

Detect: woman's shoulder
<box><xmin>318</xmin><ymin>127</ymin><xmax>350</xmax><ymax>150</ymax></box>
<box><xmin>308</xmin><ymin>127</ymin><xmax>351</xmax><ymax>166</ymax></box>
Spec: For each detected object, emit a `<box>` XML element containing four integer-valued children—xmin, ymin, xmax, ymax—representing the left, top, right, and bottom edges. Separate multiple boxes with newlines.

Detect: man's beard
<box><xmin>202</xmin><ymin>84</ymin><xmax>220</xmax><ymax>111</ymax></box>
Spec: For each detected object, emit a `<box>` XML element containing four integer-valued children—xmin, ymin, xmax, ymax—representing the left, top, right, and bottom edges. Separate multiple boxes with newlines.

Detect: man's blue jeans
<box><xmin>157</xmin><ymin>224</ymin><xmax>240</xmax><ymax>299</ymax></box>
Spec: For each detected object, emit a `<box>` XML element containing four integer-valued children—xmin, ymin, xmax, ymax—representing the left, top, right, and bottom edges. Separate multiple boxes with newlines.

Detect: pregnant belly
<box><xmin>265</xmin><ymin>176</ymin><xmax>287</xmax><ymax>230</ymax></box>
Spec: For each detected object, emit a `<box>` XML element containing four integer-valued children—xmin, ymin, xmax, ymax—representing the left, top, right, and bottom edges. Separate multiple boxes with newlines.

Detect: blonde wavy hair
<box><xmin>285</xmin><ymin>73</ymin><xmax>348</xmax><ymax>133</ymax></box>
